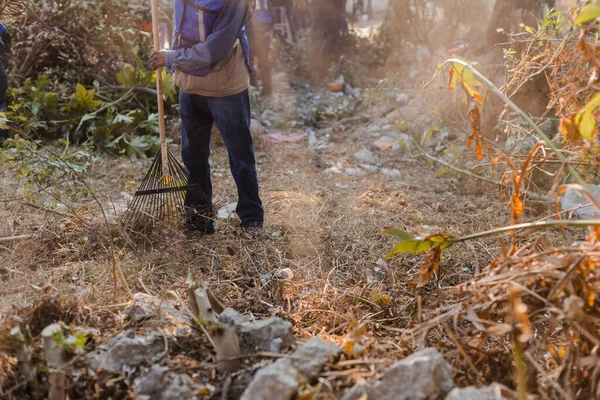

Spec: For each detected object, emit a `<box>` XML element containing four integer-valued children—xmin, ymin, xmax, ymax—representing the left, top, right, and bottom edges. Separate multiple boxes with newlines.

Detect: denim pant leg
<box><xmin>179</xmin><ymin>91</ymin><xmax>214</xmax><ymax>213</ymax></box>
<box><xmin>0</xmin><ymin>61</ymin><xmax>8</xmax><ymax>142</ymax></box>
<box><xmin>207</xmin><ymin>90</ymin><xmax>264</xmax><ymax>225</ymax></box>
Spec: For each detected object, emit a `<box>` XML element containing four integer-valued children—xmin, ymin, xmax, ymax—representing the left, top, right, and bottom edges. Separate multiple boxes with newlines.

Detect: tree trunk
<box><xmin>309</xmin><ymin>0</ymin><xmax>346</xmax><ymax>82</ymax></box>
<box><xmin>486</xmin><ymin>0</ymin><xmax>555</xmax><ymax>46</ymax></box>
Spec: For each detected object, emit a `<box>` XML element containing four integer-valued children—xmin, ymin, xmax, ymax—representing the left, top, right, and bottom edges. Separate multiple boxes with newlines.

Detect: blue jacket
<box><xmin>0</xmin><ymin>23</ymin><xmax>11</xmax><ymax>65</ymax></box>
<box><xmin>166</xmin><ymin>0</ymin><xmax>252</xmax><ymax>77</ymax></box>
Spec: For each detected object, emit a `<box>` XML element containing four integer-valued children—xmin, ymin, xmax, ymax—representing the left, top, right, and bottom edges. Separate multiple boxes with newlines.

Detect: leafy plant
<box><xmin>66</xmin><ymin>84</ymin><xmax>101</xmax><ymax>114</ymax></box>
<box><xmin>0</xmin><ymin>135</ymin><xmax>93</xmax><ymax>204</ymax></box>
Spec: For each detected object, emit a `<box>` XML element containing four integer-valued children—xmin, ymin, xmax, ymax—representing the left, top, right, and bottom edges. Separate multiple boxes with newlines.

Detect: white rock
<box><xmin>445</xmin><ymin>384</ymin><xmax>507</xmax><ymax>400</ymax></box>
<box><xmin>381</xmin><ymin>168</ymin><xmax>401</xmax><ymax>177</ymax></box>
<box><xmin>360</xmin><ymin>164</ymin><xmax>378</xmax><ymax>172</ymax></box>
<box><xmin>308</xmin><ymin>129</ymin><xmax>330</xmax><ymax>150</ymax></box>
<box><xmin>324</xmin><ymin>166</ymin><xmax>342</xmax><ymax>174</ymax></box>
<box><xmin>353</xmin><ymin>149</ymin><xmax>377</xmax><ymax>164</ymax></box>
<box><xmin>342</xmin><ymin>348</ymin><xmax>454</xmax><ymax>400</ymax></box>
<box><xmin>560</xmin><ymin>185</ymin><xmax>600</xmax><ymax>219</ymax></box>
<box><xmin>345</xmin><ymin>168</ymin><xmax>365</xmax><ymax>176</ymax></box>
<box><xmin>396</xmin><ymin>93</ymin><xmax>409</xmax><ymax>106</ymax></box>
<box><xmin>218</xmin><ymin>203</ymin><xmax>237</xmax><ymax>219</ymax></box>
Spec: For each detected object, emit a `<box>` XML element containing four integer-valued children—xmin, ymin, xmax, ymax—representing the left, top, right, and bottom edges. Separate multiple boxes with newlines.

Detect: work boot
<box><xmin>184</xmin><ymin>208</ymin><xmax>216</xmax><ymax>236</ymax></box>
<box><xmin>242</xmin><ymin>220</ymin><xmax>263</xmax><ymax>229</ymax></box>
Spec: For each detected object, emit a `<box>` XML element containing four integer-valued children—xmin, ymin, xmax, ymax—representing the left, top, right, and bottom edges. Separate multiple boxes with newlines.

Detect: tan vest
<box><xmin>173</xmin><ymin>41</ymin><xmax>250</xmax><ymax>97</ymax></box>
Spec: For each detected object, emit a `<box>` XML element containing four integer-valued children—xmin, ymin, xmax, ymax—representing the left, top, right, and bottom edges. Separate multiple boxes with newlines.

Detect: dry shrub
<box><xmin>408</xmin><ymin>235</ymin><xmax>600</xmax><ymax>397</ymax></box>
<box><xmin>8</xmin><ymin>0</ymin><xmax>159</xmax><ymax>83</ymax></box>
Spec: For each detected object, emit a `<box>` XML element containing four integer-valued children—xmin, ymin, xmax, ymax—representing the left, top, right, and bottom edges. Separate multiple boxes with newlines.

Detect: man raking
<box><xmin>150</xmin><ymin>0</ymin><xmax>264</xmax><ymax>235</ymax></box>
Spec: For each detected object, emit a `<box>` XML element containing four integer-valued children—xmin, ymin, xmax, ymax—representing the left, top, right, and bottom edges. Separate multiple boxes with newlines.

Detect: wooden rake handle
<box><xmin>151</xmin><ymin>0</ymin><xmax>169</xmax><ymax>167</ymax></box>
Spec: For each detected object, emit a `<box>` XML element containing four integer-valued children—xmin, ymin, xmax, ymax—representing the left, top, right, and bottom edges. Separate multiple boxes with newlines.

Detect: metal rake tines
<box><xmin>121</xmin><ymin>149</ymin><xmax>209</xmax><ymax>231</ymax></box>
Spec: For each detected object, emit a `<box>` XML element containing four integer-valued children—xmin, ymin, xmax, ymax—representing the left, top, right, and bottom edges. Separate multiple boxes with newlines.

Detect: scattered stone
<box><xmin>397</xmin><ymin>133</ymin><xmax>413</xmax><ymax>148</ymax></box>
<box><xmin>345</xmin><ymin>168</ymin><xmax>365</xmax><ymax>176</ymax></box>
<box><xmin>354</xmin><ymin>149</ymin><xmax>377</xmax><ymax>164</ymax></box>
<box><xmin>445</xmin><ymin>384</ymin><xmax>507</xmax><ymax>400</ymax></box>
<box><xmin>133</xmin><ymin>364</ymin><xmax>209</xmax><ymax>400</ymax></box>
<box><xmin>88</xmin><ymin>330</ymin><xmax>166</xmax><ymax>374</ymax></box>
<box><xmin>360</xmin><ymin>164</ymin><xmax>378</xmax><ymax>172</ymax></box>
<box><xmin>241</xmin><ymin>359</ymin><xmax>299</xmax><ymax>400</ymax></box>
<box><xmin>217</xmin><ymin>203</ymin><xmax>237</xmax><ymax>220</ymax></box>
<box><xmin>343</xmin><ymin>84</ymin><xmax>361</xmax><ymax>99</ymax></box>
<box><xmin>323</xmin><ymin>166</ymin><xmax>342</xmax><ymax>174</ymax></box>
<box><xmin>241</xmin><ymin>338</ymin><xmax>343</xmax><ymax>400</ymax></box>
<box><xmin>276</xmin><ymin>268</ymin><xmax>294</xmax><ymax>280</ymax></box>
<box><xmin>342</xmin><ymin>348</ymin><xmax>454</xmax><ymax>400</ymax></box>
<box><xmin>250</xmin><ymin>119</ymin><xmax>266</xmax><ymax>136</ymax></box>
<box><xmin>120</xmin><ymin>191</ymin><xmax>134</xmax><ymax>202</ymax></box>
<box><xmin>260</xmin><ymin>110</ymin><xmax>279</xmax><ymax>126</ymax></box>
<box><xmin>237</xmin><ymin>318</ymin><xmax>295</xmax><ymax>353</ymax></box>
<box><xmin>308</xmin><ymin>129</ymin><xmax>330</xmax><ymax>150</ymax></box>
<box><xmin>123</xmin><ymin>293</ymin><xmax>191</xmax><ymax>325</ymax></box>
<box><xmin>219</xmin><ymin>310</ymin><xmax>295</xmax><ymax>354</ymax></box>
<box><xmin>261</xmin><ymin>268</ymin><xmax>294</xmax><ymax>285</ymax></box>
<box><xmin>365</xmin><ymin>124</ymin><xmax>381</xmax><ymax>135</ymax></box>
<box><xmin>219</xmin><ymin>308</ymin><xmax>252</xmax><ymax>331</ymax></box>
<box><xmin>396</xmin><ymin>93</ymin><xmax>409</xmax><ymax>106</ymax></box>
<box><xmin>292</xmin><ymin>337</ymin><xmax>343</xmax><ymax>380</ymax></box>
<box><xmin>381</xmin><ymin>168</ymin><xmax>401</xmax><ymax>178</ymax></box>
<box><xmin>560</xmin><ymin>184</ymin><xmax>600</xmax><ymax>219</ymax></box>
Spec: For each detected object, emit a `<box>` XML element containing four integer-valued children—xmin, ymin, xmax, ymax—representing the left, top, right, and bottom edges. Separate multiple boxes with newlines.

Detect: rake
<box><xmin>122</xmin><ymin>0</ymin><xmax>208</xmax><ymax>231</ymax></box>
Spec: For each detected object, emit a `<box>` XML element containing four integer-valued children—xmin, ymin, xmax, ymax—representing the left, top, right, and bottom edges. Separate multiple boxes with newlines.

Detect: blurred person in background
<box><xmin>247</xmin><ymin>0</ymin><xmax>274</xmax><ymax>96</ymax></box>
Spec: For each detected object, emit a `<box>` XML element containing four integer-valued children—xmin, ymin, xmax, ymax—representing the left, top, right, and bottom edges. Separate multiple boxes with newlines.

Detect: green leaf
<box><xmin>113</xmin><ymin>113</ymin><xmax>135</xmax><ymax>125</ymax></box>
<box><xmin>384</xmin><ymin>239</ymin><xmax>434</xmax><ymax>258</ymax></box>
<box><xmin>383</xmin><ymin>234</ymin><xmax>455</xmax><ymax>259</ymax></box>
<box><xmin>574</xmin><ymin>92</ymin><xmax>600</xmax><ymax>141</ymax></box>
<box><xmin>74</xmin><ymin>332</ymin><xmax>87</xmax><ymax>351</ymax></box>
<box><xmin>576</xmin><ymin>1</ymin><xmax>600</xmax><ymax>26</ymax></box>
<box><xmin>70</xmin><ymin>83</ymin><xmax>101</xmax><ymax>113</ymax></box>
<box><xmin>578</xmin><ymin>109</ymin><xmax>596</xmax><ymax>141</ymax></box>
<box><xmin>116</xmin><ymin>68</ymin><xmax>137</xmax><ymax>87</ymax></box>
<box><xmin>381</xmin><ymin>227</ymin><xmax>414</xmax><ymax>241</ymax></box>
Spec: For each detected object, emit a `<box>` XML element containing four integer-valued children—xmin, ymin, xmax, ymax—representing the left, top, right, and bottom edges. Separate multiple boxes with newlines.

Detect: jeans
<box><xmin>179</xmin><ymin>89</ymin><xmax>264</xmax><ymax>226</ymax></box>
<box><xmin>0</xmin><ymin>61</ymin><xmax>8</xmax><ymax>143</ymax></box>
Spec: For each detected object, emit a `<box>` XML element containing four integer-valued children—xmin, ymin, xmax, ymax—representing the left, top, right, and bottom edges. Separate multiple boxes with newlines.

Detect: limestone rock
<box><xmin>88</xmin><ymin>330</ymin><xmax>166</xmax><ymax>374</ymax></box>
<box><xmin>122</xmin><ymin>293</ymin><xmax>191</xmax><ymax>325</ymax></box>
<box><xmin>354</xmin><ymin>149</ymin><xmax>377</xmax><ymax>164</ymax></box>
<box><xmin>342</xmin><ymin>348</ymin><xmax>454</xmax><ymax>400</ymax></box>
<box><xmin>560</xmin><ymin>184</ymin><xmax>600</xmax><ymax>219</ymax></box>
<box><xmin>133</xmin><ymin>364</ymin><xmax>205</xmax><ymax>400</ymax></box>
<box><xmin>219</xmin><ymin>308</ymin><xmax>295</xmax><ymax>354</ymax></box>
<box><xmin>240</xmin><ymin>359</ymin><xmax>299</xmax><ymax>400</ymax></box>
<box><xmin>445</xmin><ymin>384</ymin><xmax>507</xmax><ymax>400</ymax></box>
<box><xmin>292</xmin><ymin>337</ymin><xmax>343</xmax><ymax>380</ymax></box>
<box><xmin>241</xmin><ymin>337</ymin><xmax>343</xmax><ymax>400</ymax></box>
<box><xmin>238</xmin><ymin>318</ymin><xmax>295</xmax><ymax>353</ymax></box>
<box><xmin>219</xmin><ymin>307</ymin><xmax>252</xmax><ymax>330</ymax></box>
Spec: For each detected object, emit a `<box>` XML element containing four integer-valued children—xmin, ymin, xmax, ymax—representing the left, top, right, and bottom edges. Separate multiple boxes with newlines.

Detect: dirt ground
<box><xmin>0</xmin><ymin>68</ymin><xmax>515</xmax><ymax>322</ymax></box>
<box><xmin>1</xmin><ymin>65</ymin><xmax>577</xmax><ymax>397</ymax></box>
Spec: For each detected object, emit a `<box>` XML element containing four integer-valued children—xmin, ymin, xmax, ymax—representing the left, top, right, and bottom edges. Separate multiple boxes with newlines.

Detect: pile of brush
<box><xmin>407</xmin><ymin>237</ymin><xmax>600</xmax><ymax>398</ymax></box>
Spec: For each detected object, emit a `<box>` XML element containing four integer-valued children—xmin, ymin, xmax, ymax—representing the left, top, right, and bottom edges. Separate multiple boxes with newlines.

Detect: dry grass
<box><xmin>1</xmin><ymin>71</ymin><xmax>594</xmax><ymax>398</ymax></box>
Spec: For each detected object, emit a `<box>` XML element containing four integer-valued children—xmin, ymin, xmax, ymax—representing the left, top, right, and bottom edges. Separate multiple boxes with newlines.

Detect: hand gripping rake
<box><xmin>122</xmin><ymin>0</ymin><xmax>208</xmax><ymax>231</ymax></box>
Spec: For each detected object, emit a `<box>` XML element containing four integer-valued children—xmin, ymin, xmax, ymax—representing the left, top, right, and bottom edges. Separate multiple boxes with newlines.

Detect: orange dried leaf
<box><xmin>560</xmin><ymin>117</ymin><xmax>580</xmax><ymax>143</ymax></box>
<box><xmin>587</xmin><ymin>290</ymin><xmax>596</xmax><ymax>307</ymax></box>
<box><xmin>512</xmin><ymin>194</ymin><xmax>524</xmax><ymax>219</ymax></box>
